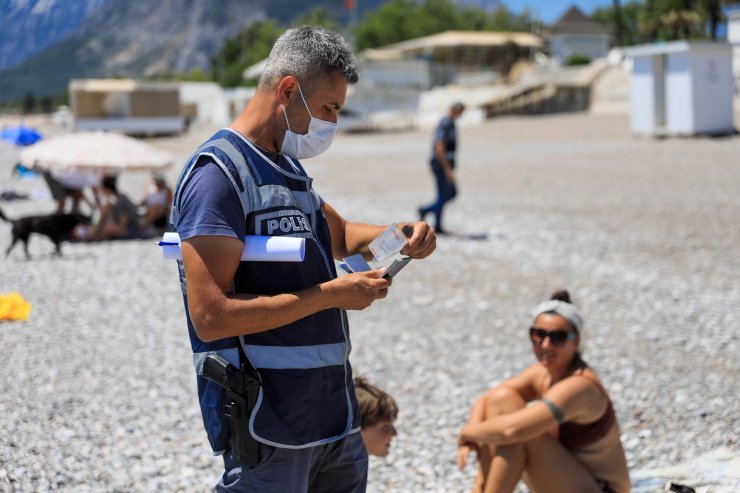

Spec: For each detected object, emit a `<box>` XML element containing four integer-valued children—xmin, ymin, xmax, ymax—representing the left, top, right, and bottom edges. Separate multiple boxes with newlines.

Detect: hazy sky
<box><xmin>505</xmin><ymin>0</ymin><xmax>614</xmax><ymax>23</ymax></box>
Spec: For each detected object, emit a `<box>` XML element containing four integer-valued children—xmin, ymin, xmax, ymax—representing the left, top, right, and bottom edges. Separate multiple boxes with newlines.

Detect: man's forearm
<box><xmin>191</xmin><ymin>284</ymin><xmax>335</xmax><ymax>342</ymax></box>
<box><xmin>339</xmin><ymin>222</ymin><xmax>386</xmax><ymax>259</ymax></box>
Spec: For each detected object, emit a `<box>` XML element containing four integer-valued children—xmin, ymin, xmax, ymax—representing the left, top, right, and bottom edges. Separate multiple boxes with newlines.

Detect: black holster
<box><xmin>202</xmin><ymin>353</ymin><xmax>261</xmax><ymax>466</ymax></box>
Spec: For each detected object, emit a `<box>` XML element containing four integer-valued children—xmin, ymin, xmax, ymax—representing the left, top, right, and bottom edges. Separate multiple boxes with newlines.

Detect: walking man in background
<box><xmin>418</xmin><ymin>102</ymin><xmax>465</xmax><ymax>235</ymax></box>
<box><xmin>171</xmin><ymin>26</ymin><xmax>436</xmax><ymax>492</ymax></box>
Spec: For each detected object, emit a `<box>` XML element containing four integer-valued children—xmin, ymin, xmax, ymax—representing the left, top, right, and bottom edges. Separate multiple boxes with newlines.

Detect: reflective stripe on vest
<box><xmin>243</xmin><ymin>342</ymin><xmax>347</xmax><ymax>370</ymax></box>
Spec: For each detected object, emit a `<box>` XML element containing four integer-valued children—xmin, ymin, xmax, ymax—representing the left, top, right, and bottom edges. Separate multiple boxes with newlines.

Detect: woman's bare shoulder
<box><xmin>569</xmin><ymin>365</ymin><xmax>607</xmax><ymax>391</ymax></box>
<box><xmin>546</xmin><ymin>370</ymin><xmax>610</xmax><ymax>421</ymax></box>
<box><xmin>500</xmin><ymin>364</ymin><xmax>547</xmax><ymax>400</ymax></box>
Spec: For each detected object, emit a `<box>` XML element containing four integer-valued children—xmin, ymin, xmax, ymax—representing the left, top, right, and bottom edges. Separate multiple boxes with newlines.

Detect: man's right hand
<box><xmin>325</xmin><ymin>269</ymin><xmax>390</xmax><ymax>310</ymax></box>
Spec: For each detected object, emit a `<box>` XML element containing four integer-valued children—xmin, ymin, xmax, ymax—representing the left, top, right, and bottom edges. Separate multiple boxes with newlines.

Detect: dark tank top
<box><xmin>558</xmin><ymin>374</ymin><xmax>616</xmax><ymax>450</ymax></box>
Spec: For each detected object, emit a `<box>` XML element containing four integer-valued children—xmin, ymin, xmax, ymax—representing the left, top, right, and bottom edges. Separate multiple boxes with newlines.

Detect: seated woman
<box><xmin>92</xmin><ymin>175</ymin><xmax>141</xmax><ymax>240</ymax></box>
<box><xmin>457</xmin><ymin>291</ymin><xmax>630</xmax><ymax>493</ymax></box>
<box><xmin>138</xmin><ymin>174</ymin><xmax>172</xmax><ymax>231</ymax></box>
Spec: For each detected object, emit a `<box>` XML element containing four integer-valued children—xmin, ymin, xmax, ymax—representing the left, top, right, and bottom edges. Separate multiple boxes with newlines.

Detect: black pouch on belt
<box><xmin>202</xmin><ymin>353</ymin><xmax>261</xmax><ymax>466</ymax></box>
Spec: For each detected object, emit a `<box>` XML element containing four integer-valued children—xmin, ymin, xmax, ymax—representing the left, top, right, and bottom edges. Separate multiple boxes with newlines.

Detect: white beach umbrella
<box><xmin>19</xmin><ymin>131</ymin><xmax>174</xmax><ymax>173</ymax></box>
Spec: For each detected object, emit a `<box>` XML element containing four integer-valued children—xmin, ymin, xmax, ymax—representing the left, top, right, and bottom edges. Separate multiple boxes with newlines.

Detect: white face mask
<box><xmin>280</xmin><ymin>81</ymin><xmax>338</xmax><ymax>160</ymax></box>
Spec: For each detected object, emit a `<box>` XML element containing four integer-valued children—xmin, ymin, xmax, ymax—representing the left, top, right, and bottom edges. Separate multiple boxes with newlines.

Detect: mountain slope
<box><xmin>0</xmin><ymin>0</ymin><xmax>511</xmax><ymax>104</ymax></box>
<box><xmin>264</xmin><ymin>0</ymin><xmax>384</xmax><ymax>24</ymax></box>
<box><xmin>0</xmin><ymin>0</ymin><xmax>108</xmax><ymax>71</ymax></box>
<box><xmin>0</xmin><ymin>0</ymin><xmax>266</xmax><ymax>102</ymax></box>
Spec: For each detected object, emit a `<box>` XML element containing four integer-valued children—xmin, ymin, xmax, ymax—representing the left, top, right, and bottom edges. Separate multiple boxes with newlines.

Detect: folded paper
<box><xmin>160</xmin><ymin>232</ymin><xmax>305</xmax><ymax>262</ymax></box>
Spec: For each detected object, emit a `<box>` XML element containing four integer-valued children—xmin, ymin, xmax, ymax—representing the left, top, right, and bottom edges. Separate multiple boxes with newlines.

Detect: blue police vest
<box><xmin>171</xmin><ymin>128</ymin><xmax>361</xmax><ymax>451</ymax></box>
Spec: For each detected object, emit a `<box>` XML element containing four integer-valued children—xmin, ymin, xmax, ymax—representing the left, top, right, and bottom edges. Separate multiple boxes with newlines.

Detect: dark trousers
<box><xmin>217</xmin><ymin>431</ymin><xmax>368</xmax><ymax>492</ymax></box>
<box><xmin>420</xmin><ymin>159</ymin><xmax>457</xmax><ymax>231</ymax></box>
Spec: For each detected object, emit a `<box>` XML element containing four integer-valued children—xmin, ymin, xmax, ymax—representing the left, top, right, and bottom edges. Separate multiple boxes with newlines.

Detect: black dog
<box><xmin>0</xmin><ymin>207</ymin><xmax>91</xmax><ymax>258</ymax></box>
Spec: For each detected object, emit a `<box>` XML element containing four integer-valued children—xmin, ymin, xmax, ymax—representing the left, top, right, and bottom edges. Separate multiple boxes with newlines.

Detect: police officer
<box><xmin>418</xmin><ymin>102</ymin><xmax>465</xmax><ymax>235</ymax></box>
<box><xmin>171</xmin><ymin>26</ymin><xmax>436</xmax><ymax>492</ymax></box>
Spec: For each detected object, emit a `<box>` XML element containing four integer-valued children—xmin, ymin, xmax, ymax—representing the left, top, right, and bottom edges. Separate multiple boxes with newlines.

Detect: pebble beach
<box><xmin>1</xmin><ymin>112</ymin><xmax>739</xmax><ymax>492</ymax></box>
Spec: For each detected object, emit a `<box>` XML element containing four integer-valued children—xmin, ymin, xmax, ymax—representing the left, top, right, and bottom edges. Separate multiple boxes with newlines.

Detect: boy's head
<box><xmin>354</xmin><ymin>377</ymin><xmax>398</xmax><ymax>457</ymax></box>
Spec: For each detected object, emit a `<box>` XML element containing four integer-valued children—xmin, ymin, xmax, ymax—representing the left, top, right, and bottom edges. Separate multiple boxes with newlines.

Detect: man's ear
<box><xmin>277</xmin><ymin>76</ymin><xmax>298</xmax><ymax>106</ymax></box>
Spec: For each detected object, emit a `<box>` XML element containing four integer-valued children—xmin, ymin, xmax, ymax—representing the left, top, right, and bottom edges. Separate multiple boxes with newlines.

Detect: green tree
<box><xmin>703</xmin><ymin>0</ymin><xmax>722</xmax><ymax>38</ymax></box>
<box><xmin>487</xmin><ymin>6</ymin><xmax>540</xmax><ymax>32</ymax></box>
<box><xmin>211</xmin><ymin>20</ymin><xmax>283</xmax><ymax>87</ymax></box>
<box><xmin>354</xmin><ymin>0</ymin><xmax>421</xmax><ymax>51</ymax></box>
<box><xmin>564</xmin><ymin>53</ymin><xmax>593</xmax><ymax>65</ymax></box>
<box><xmin>592</xmin><ymin>0</ymin><xmax>730</xmax><ymax>43</ymax></box>
<box><xmin>151</xmin><ymin>69</ymin><xmax>213</xmax><ymax>82</ymax></box>
<box><xmin>53</xmin><ymin>90</ymin><xmax>69</xmax><ymax>109</ymax></box>
<box><xmin>40</xmin><ymin>96</ymin><xmax>53</xmax><ymax>114</ymax></box>
<box><xmin>700</xmin><ymin>0</ymin><xmax>740</xmax><ymax>40</ymax></box>
<box><xmin>613</xmin><ymin>0</ymin><xmax>625</xmax><ymax>44</ymax></box>
<box><xmin>22</xmin><ymin>92</ymin><xmax>36</xmax><ymax>114</ymax></box>
<box><xmin>293</xmin><ymin>7</ymin><xmax>340</xmax><ymax>31</ymax></box>
<box><xmin>593</xmin><ymin>1</ymin><xmax>647</xmax><ymax>45</ymax></box>
<box><xmin>353</xmin><ymin>0</ymin><xmax>538</xmax><ymax>51</ymax></box>
<box><xmin>640</xmin><ymin>0</ymin><xmax>703</xmax><ymax>41</ymax></box>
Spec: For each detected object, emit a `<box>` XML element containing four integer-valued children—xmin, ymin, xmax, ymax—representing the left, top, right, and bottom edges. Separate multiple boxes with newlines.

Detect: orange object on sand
<box><xmin>0</xmin><ymin>292</ymin><xmax>32</xmax><ymax>321</ymax></box>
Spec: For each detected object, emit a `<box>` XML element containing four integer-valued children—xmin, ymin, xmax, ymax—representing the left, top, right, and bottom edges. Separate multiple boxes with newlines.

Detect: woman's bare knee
<box><xmin>484</xmin><ymin>386</ymin><xmax>525</xmax><ymax>417</ymax></box>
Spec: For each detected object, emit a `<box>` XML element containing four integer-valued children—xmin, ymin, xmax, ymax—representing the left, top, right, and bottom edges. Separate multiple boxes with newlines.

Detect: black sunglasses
<box><xmin>529</xmin><ymin>327</ymin><xmax>577</xmax><ymax>347</ymax></box>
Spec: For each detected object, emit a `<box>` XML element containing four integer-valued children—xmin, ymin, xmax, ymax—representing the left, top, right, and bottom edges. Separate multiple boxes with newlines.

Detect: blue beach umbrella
<box><xmin>0</xmin><ymin>126</ymin><xmax>43</xmax><ymax>146</ymax></box>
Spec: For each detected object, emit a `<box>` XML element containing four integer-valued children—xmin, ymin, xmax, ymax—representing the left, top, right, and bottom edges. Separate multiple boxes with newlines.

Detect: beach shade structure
<box><xmin>19</xmin><ymin>131</ymin><xmax>174</xmax><ymax>173</ymax></box>
<box><xmin>0</xmin><ymin>125</ymin><xmax>43</xmax><ymax>146</ymax></box>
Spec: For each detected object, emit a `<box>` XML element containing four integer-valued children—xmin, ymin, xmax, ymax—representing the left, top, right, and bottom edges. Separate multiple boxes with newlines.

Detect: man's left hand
<box><xmin>400</xmin><ymin>222</ymin><xmax>436</xmax><ymax>259</ymax></box>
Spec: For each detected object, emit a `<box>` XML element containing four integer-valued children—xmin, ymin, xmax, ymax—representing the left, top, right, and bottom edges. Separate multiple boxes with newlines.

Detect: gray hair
<box><xmin>259</xmin><ymin>26</ymin><xmax>359</xmax><ymax>90</ymax></box>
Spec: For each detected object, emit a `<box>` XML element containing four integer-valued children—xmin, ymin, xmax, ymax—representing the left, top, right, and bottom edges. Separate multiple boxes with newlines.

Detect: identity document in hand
<box><xmin>368</xmin><ymin>223</ymin><xmax>409</xmax><ymax>261</ymax></box>
<box><xmin>338</xmin><ymin>224</ymin><xmax>412</xmax><ymax>279</ymax></box>
<box><xmin>339</xmin><ymin>254</ymin><xmax>411</xmax><ymax>280</ymax></box>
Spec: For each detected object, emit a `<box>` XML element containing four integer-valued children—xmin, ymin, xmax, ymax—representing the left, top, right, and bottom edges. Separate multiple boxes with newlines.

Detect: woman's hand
<box><xmin>457</xmin><ymin>424</ymin><xmax>480</xmax><ymax>470</ymax></box>
<box><xmin>456</xmin><ymin>441</ymin><xmax>478</xmax><ymax>470</ymax></box>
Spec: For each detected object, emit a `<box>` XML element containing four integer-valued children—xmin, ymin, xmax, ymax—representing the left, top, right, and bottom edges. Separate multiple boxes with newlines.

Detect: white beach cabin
<box><xmin>180</xmin><ymin>82</ymin><xmax>255</xmax><ymax>130</ymax></box>
<box><xmin>728</xmin><ymin>10</ymin><xmax>740</xmax><ymax>93</ymax></box>
<box><xmin>623</xmin><ymin>41</ymin><xmax>734</xmax><ymax>136</ymax></box>
<box><xmin>69</xmin><ymin>79</ymin><xmax>184</xmax><ymax>135</ymax></box>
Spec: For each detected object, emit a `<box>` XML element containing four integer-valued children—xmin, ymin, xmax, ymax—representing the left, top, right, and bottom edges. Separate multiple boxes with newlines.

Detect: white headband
<box><xmin>533</xmin><ymin>300</ymin><xmax>584</xmax><ymax>334</ymax></box>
